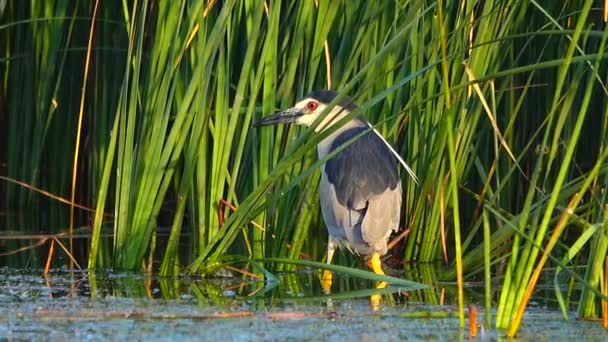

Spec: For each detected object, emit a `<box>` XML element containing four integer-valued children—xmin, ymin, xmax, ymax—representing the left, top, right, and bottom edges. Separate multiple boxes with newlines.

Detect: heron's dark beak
<box><xmin>253</xmin><ymin>107</ymin><xmax>305</xmax><ymax>127</ymax></box>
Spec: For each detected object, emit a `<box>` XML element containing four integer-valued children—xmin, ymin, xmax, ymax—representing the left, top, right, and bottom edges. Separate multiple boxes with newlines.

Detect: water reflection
<box><xmin>2</xmin><ymin>267</ymin><xmax>606</xmax><ymax>341</ymax></box>
<box><xmin>1</xmin><ymin>267</ymin><xmax>433</xmax><ymax>305</ymax></box>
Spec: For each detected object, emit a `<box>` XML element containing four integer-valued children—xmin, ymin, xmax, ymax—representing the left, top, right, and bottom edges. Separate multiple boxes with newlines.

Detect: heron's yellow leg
<box><xmin>321</xmin><ymin>270</ymin><xmax>333</xmax><ymax>293</ymax></box>
<box><xmin>368</xmin><ymin>252</ymin><xmax>385</xmax><ymax>275</ymax></box>
<box><xmin>369</xmin><ymin>252</ymin><xmax>386</xmax><ymax>310</ymax></box>
<box><xmin>321</xmin><ymin>240</ymin><xmax>336</xmax><ymax>293</ymax></box>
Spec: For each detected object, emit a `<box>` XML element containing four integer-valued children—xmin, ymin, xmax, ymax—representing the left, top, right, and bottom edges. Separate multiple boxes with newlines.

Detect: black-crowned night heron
<box><xmin>255</xmin><ymin>90</ymin><xmax>417</xmax><ymax>291</ymax></box>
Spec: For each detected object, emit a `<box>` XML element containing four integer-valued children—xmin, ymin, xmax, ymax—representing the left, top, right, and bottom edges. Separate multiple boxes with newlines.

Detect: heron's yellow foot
<box><xmin>321</xmin><ymin>269</ymin><xmax>333</xmax><ymax>293</ymax></box>
<box><xmin>368</xmin><ymin>252</ymin><xmax>385</xmax><ymax>275</ymax></box>
<box><xmin>368</xmin><ymin>252</ymin><xmax>386</xmax><ymax>310</ymax></box>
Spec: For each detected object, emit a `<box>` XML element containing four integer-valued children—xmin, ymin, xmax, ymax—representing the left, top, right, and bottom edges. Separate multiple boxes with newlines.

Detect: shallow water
<box><xmin>0</xmin><ymin>267</ymin><xmax>606</xmax><ymax>341</ymax></box>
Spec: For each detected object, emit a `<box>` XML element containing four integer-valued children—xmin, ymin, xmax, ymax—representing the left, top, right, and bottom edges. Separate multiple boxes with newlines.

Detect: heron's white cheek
<box><xmin>295</xmin><ymin>114</ymin><xmax>316</xmax><ymax>126</ymax></box>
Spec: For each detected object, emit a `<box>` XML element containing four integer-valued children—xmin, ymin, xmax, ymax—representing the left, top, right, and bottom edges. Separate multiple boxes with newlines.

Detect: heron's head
<box><xmin>254</xmin><ymin>90</ymin><xmax>357</xmax><ymax>132</ymax></box>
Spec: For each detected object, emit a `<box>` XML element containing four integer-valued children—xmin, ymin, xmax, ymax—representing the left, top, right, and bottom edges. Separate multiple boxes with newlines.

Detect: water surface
<box><xmin>0</xmin><ymin>268</ymin><xmax>605</xmax><ymax>341</ymax></box>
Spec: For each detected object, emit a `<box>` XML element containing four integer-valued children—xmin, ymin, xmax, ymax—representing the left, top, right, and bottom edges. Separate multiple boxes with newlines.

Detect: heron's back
<box><xmin>318</xmin><ymin>123</ymin><xmax>402</xmax><ymax>256</ymax></box>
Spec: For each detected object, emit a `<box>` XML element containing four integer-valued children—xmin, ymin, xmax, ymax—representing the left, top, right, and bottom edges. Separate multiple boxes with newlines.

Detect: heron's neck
<box><xmin>316</xmin><ymin>118</ymin><xmax>367</xmax><ymax>159</ymax></box>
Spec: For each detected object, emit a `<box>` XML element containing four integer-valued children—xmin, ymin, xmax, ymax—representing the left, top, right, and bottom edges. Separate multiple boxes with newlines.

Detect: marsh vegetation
<box><xmin>1</xmin><ymin>0</ymin><xmax>607</xmax><ymax>337</ymax></box>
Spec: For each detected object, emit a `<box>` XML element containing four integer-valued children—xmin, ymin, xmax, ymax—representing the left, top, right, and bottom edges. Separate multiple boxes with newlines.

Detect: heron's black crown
<box><xmin>306</xmin><ymin>90</ymin><xmax>358</xmax><ymax>112</ymax></box>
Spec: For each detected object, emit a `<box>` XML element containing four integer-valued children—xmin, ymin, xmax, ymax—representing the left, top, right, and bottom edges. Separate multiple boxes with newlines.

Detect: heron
<box><xmin>255</xmin><ymin>90</ymin><xmax>416</xmax><ymax>291</ymax></box>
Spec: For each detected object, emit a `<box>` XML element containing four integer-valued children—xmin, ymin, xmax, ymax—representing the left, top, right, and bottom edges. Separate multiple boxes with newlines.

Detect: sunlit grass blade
<box><xmin>258</xmin><ymin>257</ymin><xmax>429</xmax><ymax>290</ymax></box>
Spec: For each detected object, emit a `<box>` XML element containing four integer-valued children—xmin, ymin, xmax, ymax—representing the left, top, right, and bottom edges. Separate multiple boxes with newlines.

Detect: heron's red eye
<box><xmin>307</xmin><ymin>101</ymin><xmax>318</xmax><ymax>111</ymax></box>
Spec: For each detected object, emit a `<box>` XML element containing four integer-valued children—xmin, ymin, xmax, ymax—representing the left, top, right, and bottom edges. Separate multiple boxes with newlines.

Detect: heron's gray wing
<box><xmin>324</xmin><ymin>127</ymin><xmax>402</xmax><ymax>254</ymax></box>
<box><xmin>360</xmin><ymin>181</ymin><xmax>402</xmax><ymax>254</ymax></box>
<box><xmin>320</xmin><ymin>171</ymin><xmax>364</xmax><ymax>253</ymax></box>
<box><xmin>325</xmin><ymin>127</ymin><xmax>400</xmax><ymax>210</ymax></box>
